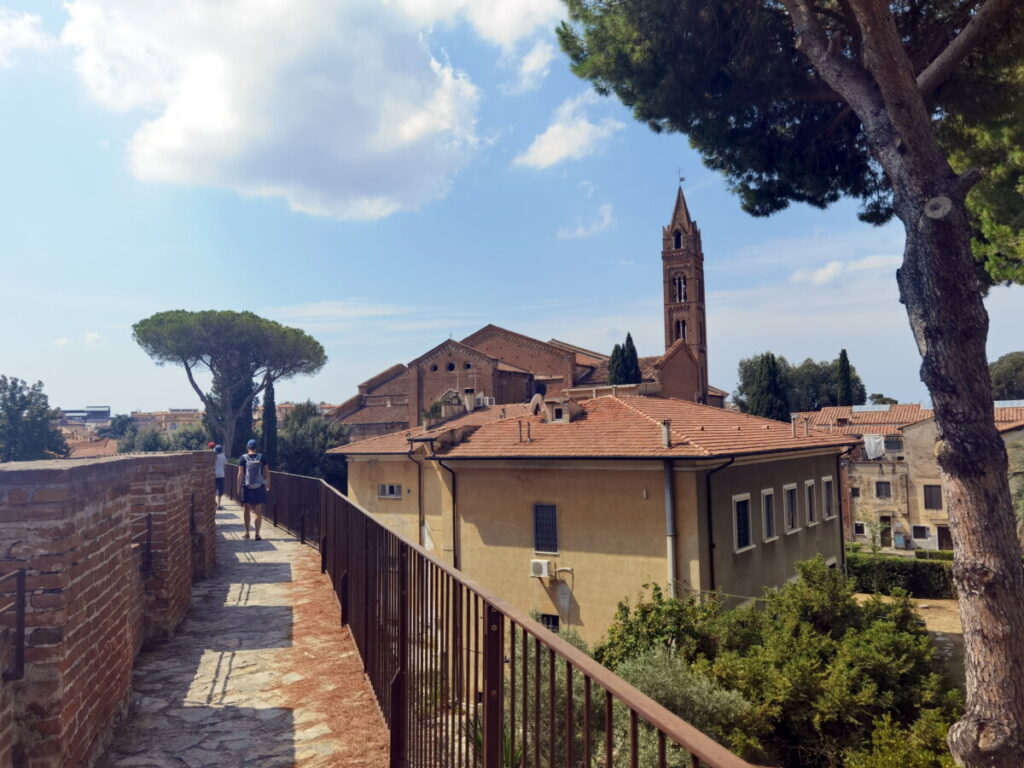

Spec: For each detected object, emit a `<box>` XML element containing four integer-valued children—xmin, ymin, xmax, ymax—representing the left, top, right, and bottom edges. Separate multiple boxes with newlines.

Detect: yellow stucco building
<box><xmin>332</xmin><ymin>394</ymin><xmax>856</xmax><ymax>644</ymax></box>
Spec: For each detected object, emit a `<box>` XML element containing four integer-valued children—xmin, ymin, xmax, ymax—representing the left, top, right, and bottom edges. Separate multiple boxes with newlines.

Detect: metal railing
<box><xmin>0</xmin><ymin>569</ymin><xmax>26</xmax><ymax>682</ymax></box>
<box><xmin>228</xmin><ymin>465</ymin><xmax>760</xmax><ymax>768</ymax></box>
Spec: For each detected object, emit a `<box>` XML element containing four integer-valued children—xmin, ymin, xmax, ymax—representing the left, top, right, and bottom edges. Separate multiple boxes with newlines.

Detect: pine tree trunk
<box><xmin>894</xmin><ymin>186</ymin><xmax>1024</xmax><ymax>766</ymax></box>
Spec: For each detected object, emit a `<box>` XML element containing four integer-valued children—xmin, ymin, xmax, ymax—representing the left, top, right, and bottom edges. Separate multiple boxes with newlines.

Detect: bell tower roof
<box><xmin>667</xmin><ymin>185</ymin><xmax>695</xmax><ymax>235</ymax></box>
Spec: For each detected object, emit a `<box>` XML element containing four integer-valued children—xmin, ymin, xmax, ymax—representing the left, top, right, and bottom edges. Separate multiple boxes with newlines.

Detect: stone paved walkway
<box><xmin>98</xmin><ymin>500</ymin><xmax>390</xmax><ymax>768</ymax></box>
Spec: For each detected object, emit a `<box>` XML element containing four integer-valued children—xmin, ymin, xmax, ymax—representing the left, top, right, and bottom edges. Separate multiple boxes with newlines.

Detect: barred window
<box><xmin>378</xmin><ymin>484</ymin><xmax>402</xmax><ymax>498</ymax></box>
<box><xmin>734</xmin><ymin>495</ymin><xmax>753</xmax><ymax>551</ymax></box>
<box><xmin>924</xmin><ymin>485</ymin><xmax>943</xmax><ymax>510</ymax></box>
<box><xmin>533</xmin><ymin>504</ymin><xmax>558</xmax><ymax>553</ymax></box>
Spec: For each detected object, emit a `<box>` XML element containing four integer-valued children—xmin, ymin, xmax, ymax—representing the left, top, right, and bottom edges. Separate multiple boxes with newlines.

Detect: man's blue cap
<box><xmin>246</xmin><ymin>439</ymin><xmax>257</xmax><ymax>448</ymax></box>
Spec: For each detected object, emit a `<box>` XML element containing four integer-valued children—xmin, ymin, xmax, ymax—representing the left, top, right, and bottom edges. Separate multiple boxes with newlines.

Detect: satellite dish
<box><xmin>529</xmin><ymin>393</ymin><xmax>544</xmax><ymax>415</ymax></box>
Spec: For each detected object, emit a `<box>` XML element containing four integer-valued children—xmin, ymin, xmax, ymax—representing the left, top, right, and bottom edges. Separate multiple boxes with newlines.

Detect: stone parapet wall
<box><xmin>0</xmin><ymin>452</ymin><xmax>215</xmax><ymax>768</ymax></box>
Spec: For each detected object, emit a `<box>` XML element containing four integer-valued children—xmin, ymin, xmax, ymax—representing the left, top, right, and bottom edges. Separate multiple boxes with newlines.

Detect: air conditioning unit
<box><xmin>483</xmin><ymin>396</ymin><xmax>496</xmax><ymax>406</ymax></box>
<box><xmin>529</xmin><ymin>559</ymin><xmax>552</xmax><ymax>579</ymax></box>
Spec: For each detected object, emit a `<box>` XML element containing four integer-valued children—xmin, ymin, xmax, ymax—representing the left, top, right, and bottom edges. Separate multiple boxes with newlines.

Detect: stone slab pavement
<box><xmin>98</xmin><ymin>500</ymin><xmax>390</xmax><ymax>768</ymax></box>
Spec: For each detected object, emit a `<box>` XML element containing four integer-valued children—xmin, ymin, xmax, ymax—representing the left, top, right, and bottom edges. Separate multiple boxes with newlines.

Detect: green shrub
<box><xmin>844</xmin><ymin>710</ymin><xmax>956</xmax><ymax>768</ymax></box>
<box><xmin>914</xmin><ymin>550</ymin><xmax>954</xmax><ymax>561</ymax></box>
<box><xmin>847</xmin><ymin>553</ymin><xmax>955</xmax><ymax>599</ymax></box>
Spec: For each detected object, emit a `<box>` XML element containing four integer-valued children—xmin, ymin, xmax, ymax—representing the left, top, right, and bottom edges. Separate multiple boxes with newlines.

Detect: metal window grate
<box><xmin>735</xmin><ymin>499</ymin><xmax>751</xmax><ymax>549</ymax></box>
<box><xmin>533</xmin><ymin>504</ymin><xmax>558</xmax><ymax>553</ymax></box>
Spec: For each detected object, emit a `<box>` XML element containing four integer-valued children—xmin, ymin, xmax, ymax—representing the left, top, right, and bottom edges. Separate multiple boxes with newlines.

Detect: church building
<box><xmin>333</xmin><ymin>186</ymin><xmax>726</xmax><ymax>441</ymax></box>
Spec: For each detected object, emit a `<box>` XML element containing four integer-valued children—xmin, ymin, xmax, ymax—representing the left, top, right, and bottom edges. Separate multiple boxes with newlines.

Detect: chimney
<box><xmin>526</xmin><ymin>422</ymin><xmax>533</xmax><ymax>442</ymax></box>
<box><xmin>791</xmin><ymin>417</ymin><xmax>797</xmax><ymax>438</ymax></box>
<box><xmin>661</xmin><ymin>419</ymin><xmax>671</xmax><ymax>448</ymax></box>
<box><xmin>518</xmin><ymin>421</ymin><xmax>523</xmax><ymax>443</ymax></box>
<box><xmin>803</xmin><ymin>418</ymin><xmax>810</xmax><ymax>436</ymax></box>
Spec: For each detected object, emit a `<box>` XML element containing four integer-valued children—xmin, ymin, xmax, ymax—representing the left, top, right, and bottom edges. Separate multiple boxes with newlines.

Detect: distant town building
<box><xmin>794</xmin><ymin>402</ymin><xmax>1024</xmax><ymax>550</ymax></box>
<box><xmin>131</xmin><ymin>408</ymin><xmax>203</xmax><ymax>433</ymax></box>
<box><xmin>333</xmin><ymin>187</ymin><xmax>725</xmax><ymax>442</ymax></box>
<box><xmin>58</xmin><ymin>406</ymin><xmax>111</xmax><ymax>424</ymax></box>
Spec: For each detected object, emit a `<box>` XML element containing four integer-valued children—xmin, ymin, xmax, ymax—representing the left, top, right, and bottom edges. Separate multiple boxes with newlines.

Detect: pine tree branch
<box><xmin>916</xmin><ymin>0</ymin><xmax>1016</xmax><ymax>96</ymax></box>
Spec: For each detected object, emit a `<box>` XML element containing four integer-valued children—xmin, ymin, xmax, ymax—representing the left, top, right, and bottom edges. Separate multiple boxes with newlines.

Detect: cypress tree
<box><xmin>608</xmin><ymin>344</ymin><xmax>624</xmax><ymax>385</ymax></box>
<box><xmin>748</xmin><ymin>353</ymin><xmax>790</xmax><ymax>422</ymax></box>
<box><xmin>622</xmin><ymin>333</ymin><xmax>643</xmax><ymax>384</ymax></box>
<box><xmin>836</xmin><ymin>349</ymin><xmax>853</xmax><ymax>407</ymax></box>
<box><xmin>263</xmin><ymin>380</ymin><xmax>278</xmax><ymax>468</ymax></box>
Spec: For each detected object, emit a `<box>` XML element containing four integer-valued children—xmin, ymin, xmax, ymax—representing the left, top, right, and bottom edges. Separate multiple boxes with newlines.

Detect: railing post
<box><xmin>483</xmin><ymin>603</ymin><xmax>504</xmax><ymax>768</ymax></box>
<box><xmin>389</xmin><ymin>543</ymin><xmax>410</xmax><ymax>768</ymax></box>
<box><xmin>1</xmin><ymin>569</ymin><xmax>26</xmax><ymax>682</ymax></box>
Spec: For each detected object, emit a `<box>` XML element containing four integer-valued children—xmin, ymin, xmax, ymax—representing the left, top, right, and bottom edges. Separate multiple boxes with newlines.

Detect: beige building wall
<box><xmin>452</xmin><ymin>462</ymin><xmax>677</xmax><ymax>645</ymax></box>
<box><xmin>707</xmin><ymin>453</ymin><xmax>844</xmax><ymax>601</ymax></box>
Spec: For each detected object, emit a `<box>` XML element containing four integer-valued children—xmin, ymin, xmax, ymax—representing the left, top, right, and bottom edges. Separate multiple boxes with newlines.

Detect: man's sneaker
<box><xmin>255</xmin><ymin>534</ymin><xmax>262</xmax><ymax>541</ymax></box>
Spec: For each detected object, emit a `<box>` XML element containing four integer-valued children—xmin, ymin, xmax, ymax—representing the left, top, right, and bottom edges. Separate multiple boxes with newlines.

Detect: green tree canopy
<box><xmin>263</xmin><ymin>381</ymin><xmax>278</xmax><ymax>468</ymax></box>
<box><xmin>276</xmin><ymin>401</ymin><xmax>349</xmax><ymax>489</ymax></box>
<box><xmin>870</xmin><ymin>393</ymin><xmax>900</xmax><ymax>406</ymax></box>
<box><xmin>97</xmin><ymin>413</ymin><xmax>134</xmax><ymax>439</ymax></box>
<box><xmin>989</xmin><ymin>352</ymin><xmax>1024</xmax><ymax>400</ymax></box>
<box><xmin>133</xmin><ymin>310</ymin><xmax>326</xmax><ymax>456</ymax></box>
<box><xmin>607</xmin><ymin>342</ymin><xmax>624</xmax><ymax>385</ymax></box>
<box><xmin>609</xmin><ymin>333</ymin><xmax>643</xmax><ymax>385</ymax></box>
<box><xmin>0</xmin><ymin>376</ymin><xmax>69</xmax><ymax>462</ymax></box>
<box><xmin>836</xmin><ymin>349</ymin><xmax>854</xmax><ymax>406</ymax></box>
<box><xmin>747</xmin><ymin>352</ymin><xmax>791</xmax><ymax>422</ymax></box>
<box><xmin>735</xmin><ymin>352</ymin><xmax>866</xmax><ymax>413</ymax></box>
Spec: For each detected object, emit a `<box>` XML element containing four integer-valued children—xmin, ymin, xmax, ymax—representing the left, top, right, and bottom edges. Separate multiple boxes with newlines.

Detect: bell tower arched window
<box><xmin>673</xmin><ymin>230</ymin><xmax>682</xmax><ymax>249</ymax></box>
<box><xmin>675</xmin><ymin>319</ymin><xmax>686</xmax><ymax>342</ymax></box>
<box><xmin>671</xmin><ymin>275</ymin><xmax>687</xmax><ymax>303</ymax></box>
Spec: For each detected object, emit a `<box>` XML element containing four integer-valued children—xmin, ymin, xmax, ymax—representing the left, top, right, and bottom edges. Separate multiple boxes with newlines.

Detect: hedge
<box><xmin>914</xmin><ymin>550</ymin><xmax>954</xmax><ymax>561</ymax></box>
<box><xmin>847</xmin><ymin>553</ymin><xmax>956</xmax><ymax>599</ymax></box>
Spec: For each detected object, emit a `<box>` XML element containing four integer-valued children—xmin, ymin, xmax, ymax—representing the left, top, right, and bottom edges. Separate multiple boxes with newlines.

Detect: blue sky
<box><xmin>1</xmin><ymin>1</ymin><xmax>1021</xmax><ymax>414</ymax></box>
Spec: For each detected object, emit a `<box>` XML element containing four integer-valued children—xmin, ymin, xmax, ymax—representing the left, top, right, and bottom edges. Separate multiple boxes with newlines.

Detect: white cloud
<box><xmin>393</xmin><ymin>0</ymin><xmax>563</xmax><ymax>51</ymax></box>
<box><xmin>509</xmin><ymin>40</ymin><xmax>556</xmax><ymax>93</ymax></box>
<box><xmin>53</xmin><ymin>337</ymin><xmax>71</xmax><ymax>347</ymax></box>
<box><xmin>790</xmin><ymin>253</ymin><xmax>901</xmax><ymax>285</ymax></box>
<box><xmin>514</xmin><ymin>91</ymin><xmax>624</xmax><ymax>169</ymax></box>
<box><xmin>557</xmin><ymin>203</ymin><xmax>614</xmax><ymax>239</ymax></box>
<box><xmin>60</xmin><ymin>1</ymin><xmax>482</xmax><ymax>220</ymax></box>
<box><xmin>84</xmin><ymin>331</ymin><xmax>103</xmax><ymax>345</ymax></box>
<box><xmin>0</xmin><ymin>7</ymin><xmax>52</xmax><ymax>67</ymax></box>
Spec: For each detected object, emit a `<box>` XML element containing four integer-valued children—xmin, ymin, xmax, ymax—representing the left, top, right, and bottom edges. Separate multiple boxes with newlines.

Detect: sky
<box><xmin>1</xmin><ymin>1</ymin><xmax>1021</xmax><ymax>414</ymax></box>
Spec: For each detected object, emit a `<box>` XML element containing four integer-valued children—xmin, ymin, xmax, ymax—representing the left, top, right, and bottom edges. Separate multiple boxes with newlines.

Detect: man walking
<box><xmin>214</xmin><ymin>444</ymin><xmax>227</xmax><ymax>509</ymax></box>
<box><xmin>237</xmin><ymin>438</ymin><xmax>271</xmax><ymax>540</ymax></box>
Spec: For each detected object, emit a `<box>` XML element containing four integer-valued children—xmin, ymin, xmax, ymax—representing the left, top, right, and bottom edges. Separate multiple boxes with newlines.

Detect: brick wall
<box><xmin>0</xmin><ymin>452</ymin><xmax>215</xmax><ymax>768</ymax></box>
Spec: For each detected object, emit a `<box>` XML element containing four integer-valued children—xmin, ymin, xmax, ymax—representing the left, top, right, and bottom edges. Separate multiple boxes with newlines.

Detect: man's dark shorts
<box><xmin>215</xmin><ymin>477</ymin><xmax>224</xmax><ymax>495</ymax></box>
<box><xmin>243</xmin><ymin>485</ymin><xmax>269</xmax><ymax>505</ymax></box>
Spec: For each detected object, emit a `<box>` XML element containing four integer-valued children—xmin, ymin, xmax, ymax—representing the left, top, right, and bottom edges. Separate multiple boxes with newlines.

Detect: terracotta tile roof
<box><xmin>461</xmin><ymin>324</ymin><xmax>574</xmax><ymax>361</ymax></box>
<box><xmin>341</xmin><ymin>405</ymin><xmax>411</xmax><ymax>426</ymax></box>
<box><xmin>547</xmin><ymin>339</ymin><xmax>609</xmax><ymax>366</ymax></box>
<box><xmin>796</xmin><ymin>404</ymin><xmax>1024</xmax><ymax>435</ymax></box>
<box><xmin>998</xmin><ymin>419</ymin><xmax>1024</xmax><ymax>434</ymax></box>
<box><xmin>369</xmin><ymin>371</ymin><xmax>412</xmax><ymax>396</ymax></box>
<box><xmin>438</xmin><ymin>396</ymin><xmax>857</xmax><ymax>459</ymax></box>
<box><xmin>331</xmin><ymin>404</ymin><xmax>533</xmax><ymax>455</ymax></box>
<box><xmin>577</xmin><ymin>356</ymin><xmax>661</xmax><ymax>386</ymax></box>
<box><xmin>68</xmin><ymin>437</ymin><xmax>119</xmax><ymax>458</ymax></box>
<box><xmin>358</xmin><ymin>364</ymin><xmax>407</xmax><ymax>393</ymax></box>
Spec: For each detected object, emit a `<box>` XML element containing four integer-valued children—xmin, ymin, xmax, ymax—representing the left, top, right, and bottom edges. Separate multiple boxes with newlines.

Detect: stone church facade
<box><xmin>333</xmin><ymin>187</ymin><xmax>725</xmax><ymax>441</ymax></box>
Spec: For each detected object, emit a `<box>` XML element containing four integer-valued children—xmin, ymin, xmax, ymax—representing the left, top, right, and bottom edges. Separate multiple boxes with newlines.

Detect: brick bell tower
<box><xmin>662</xmin><ymin>185</ymin><xmax>709</xmax><ymax>400</ymax></box>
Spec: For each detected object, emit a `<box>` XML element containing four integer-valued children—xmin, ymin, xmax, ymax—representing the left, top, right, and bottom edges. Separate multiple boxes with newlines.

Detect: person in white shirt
<box><xmin>214</xmin><ymin>444</ymin><xmax>227</xmax><ymax>509</ymax></box>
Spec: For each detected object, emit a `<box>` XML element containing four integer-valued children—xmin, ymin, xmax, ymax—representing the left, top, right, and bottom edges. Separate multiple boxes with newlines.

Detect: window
<box><xmin>761</xmin><ymin>489</ymin><xmax>776</xmax><ymax>541</ymax></box>
<box><xmin>851</xmin><ymin>487</ymin><xmax>860</xmax><ymax>498</ymax></box>
<box><xmin>378</xmin><ymin>484</ymin><xmax>402</xmax><ymax>498</ymax></box>
<box><xmin>913</xmin><ymin>525</ymin><xmax>930</xmax><ymax>540</ymax></box>
<box><xmin>884</xmin><ymin>437</ymin><xmax>904</xmax><ymax>451</ymax></box>
<box><xmin>671</xmin><ymin>275</ymin><xmax>688</xmax><ymax>303</ymax></box>
<box><xmin>876</xmin><ymin>481</ymin><xmax>892</xmax><ymax>498</ymax></box>
<box><xmin>464</xmin><ymin>362</ymin><xmax>472</xmax><ymax>369</ymax></box>
<box><xmin>805</xmin><ymin>480</ymin><xmax>817</xmax><ymax>525</ymax></box>
<box><xmin>533</xmin><ymin>504</ymin><xmax>558</xmax><ymax>553</ymax></box>
<box><xmin>169</xmin><ymin>422</ymin><xmax>178</xmax><ymax>431</ymax></box>
<box><xmin>673</xmin><ymin>230</ymin><xmax>682</xmax><ymax>249</ymax></box>
<box><xmin>540</xmin><ymin>613</ymin><xmax>560</xmax><ymax>633</ymax></box>
<box><xmin>733</xmin><ymin>494</ymin><xmax>753</xmax><ymax>552</ymax></box>
<box><xmin>446</xmin><ymin>362</ymin><xmax>456</xmax><ymax>371</ymax></box>
<box><xmin>923</xmin><ymin>485</ymin><xmax>943</xmax><ymax>510</ymax></box>
<box><xmin>675</xmin><ymin>319</ymin><xmax>686</xmax><ymax>342</ymax></box>
<box><xmin>854</xmin><ymin>521</ymin><xmax>867</xmax><ymax>536</ymax></box>
<box><xmin>822</xmin><ymin>477</ymin><xmax>835</xmax><ymax>519</ymax></box>
<box><xmin>553</xmin><ymin>407</ymin><xmax>563</xmax><ymax>420</ymax></box>
<box><xmin>430</xmin><ymin>364</ymin><xmax>438</xmax><ymax>371</ymax></box>
<box><xmin>784</xmin><ymin>484</ymin><xmax>799</xmax><ymax>533</ymax></box>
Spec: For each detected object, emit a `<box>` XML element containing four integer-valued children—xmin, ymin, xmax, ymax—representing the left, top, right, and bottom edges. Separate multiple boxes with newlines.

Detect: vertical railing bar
<box><xmin>534</xmin><ymin>636</ymin><xmax>541</xmax><ymax>768</ymax></box>
<box><xmin>565</xmin><ymin>661</ymin><xmax>574</xmax><ymax>768</ymax></box>
<box><xmin>548</xmin><ymin>649</ymin><xmax>555</xmax><ymax>768</ymax></box>
<box><xmin>482</xmin><ymin>603</ymin><xmax>504</xmax><ymax>768</ymax></box>
<box><xmin>583</xmin><ymin>676</ymin><xmax>592</xmax><ymax>768</ymax></box>
<box><xmin>630</xmin><ymin>710</ymin><xmax>639</xmax><ymax>768</ymax></box>
<box><xmin>443</xmin><ymin>571</ymin><xmax>451</xmax><ymax>766</ymax></box>
<box><xmin>658</xmin><ymin>731</ymin><xmax>667</xmax><ymax>768</ymax></box>
<box><xmin>510</xmin><ymin>624</ymin><xmax>517</xmax><ymax>768</ymax></box>
<box><xmin>604</xmin><ymin>691</ymin><xmax>613</xmax><ymax>768</ymax></box>
<box><xmin>521</xmin><ymin>625</ymin><xmax>528</xmax><ymax>768</ymax></box>
<box><xmin>472</xmin><ymin>593</ymin><xmax>480</xmax><ymax>768</ymax></box>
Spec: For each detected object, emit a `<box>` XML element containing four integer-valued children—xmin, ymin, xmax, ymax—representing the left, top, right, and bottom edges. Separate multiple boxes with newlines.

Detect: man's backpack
<box><xmin>243</xmin><ymin>454</ymin><xmax>264</xmax><ymax>489</ymax></box>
